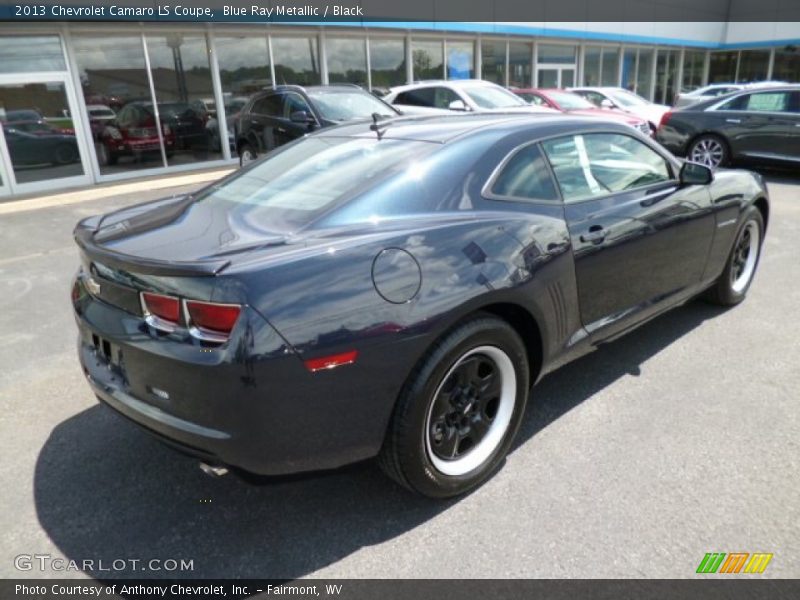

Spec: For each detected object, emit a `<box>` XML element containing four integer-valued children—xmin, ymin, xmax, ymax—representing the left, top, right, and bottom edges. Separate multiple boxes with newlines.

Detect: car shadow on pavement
<box><xmin>34</xmin><ymin>299</ymin><xmax>726</xmax><ymax>581</ymax></box>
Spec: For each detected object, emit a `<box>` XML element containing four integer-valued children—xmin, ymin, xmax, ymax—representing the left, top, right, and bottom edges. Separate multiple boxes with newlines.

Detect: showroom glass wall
<box><xmin>2</xmin><ymin>24</ymin><xmax>799</xmax><ymax>199</ymax></box>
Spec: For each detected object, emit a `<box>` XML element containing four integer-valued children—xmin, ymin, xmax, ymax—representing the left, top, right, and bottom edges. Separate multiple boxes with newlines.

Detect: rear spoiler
<box><xmin>74</xmin><ymin>225</ymin><xmax>229</xmax><ymax>277</ymax></box>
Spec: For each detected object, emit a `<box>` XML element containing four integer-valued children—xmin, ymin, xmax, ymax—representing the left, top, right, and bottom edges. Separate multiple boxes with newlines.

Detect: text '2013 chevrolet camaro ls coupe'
<box><xmin>72</xmin><ymin>113</ymin><xmax>768</xmax><ymax>497</ymax></box>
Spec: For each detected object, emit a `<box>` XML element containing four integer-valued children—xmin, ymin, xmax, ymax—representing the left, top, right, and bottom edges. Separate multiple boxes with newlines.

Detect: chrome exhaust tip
<box><xmin>199</xmin><ymin>462</ymin><xmax>229</xmax><ymax>477</ymax></box>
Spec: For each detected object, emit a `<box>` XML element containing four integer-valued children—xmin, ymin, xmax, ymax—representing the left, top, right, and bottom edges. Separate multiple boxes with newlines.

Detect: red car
<box><xmin>513</xmin><ymin>88</ymin><xmax>652</xmax><ymax>137</ymax></box>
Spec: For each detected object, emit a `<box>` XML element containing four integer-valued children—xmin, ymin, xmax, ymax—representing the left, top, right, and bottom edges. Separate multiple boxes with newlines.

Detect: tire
<box><xmin>239</xmin><ymin>143</ymin><xmax>256</xmax><ymax>167</ymax></box>
<box><xmin>688</xmin><ymin>134</ymin><xmax>729</xmax><ymax>169</ymax></box>
<box><xmin>704</xmin><ymin>206</ymin><xmax>764</xmax><ymax>306</ymax></box>
<box><xmin>96</xmin><ymin>143</ymin><xmax>117</xmax><ymax>166</ymax></box>
<box><xmin>379</xmin><ymin>315</ymin><xmax>530</xmax><ymax>498</ymax></box>
<box><xmin>52</xmin><ymin>144</ymin><xmax>77</xmax><ymax>165</ymax></box>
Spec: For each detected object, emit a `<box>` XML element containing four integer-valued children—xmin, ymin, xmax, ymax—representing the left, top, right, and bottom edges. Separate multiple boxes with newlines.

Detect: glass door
<box><xmin>0</xmin><ymin>73</ymin><xmax>92</xmax><ymax>196</ymax></box>
<box><xmin>536</xmin><ymin>67</ymin><xmax>575</xmax><ymax>88</ymax></box>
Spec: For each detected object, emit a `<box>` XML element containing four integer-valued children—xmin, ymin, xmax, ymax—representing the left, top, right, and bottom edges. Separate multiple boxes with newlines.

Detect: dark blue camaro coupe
<box><xmin>72</xmin><ymin>113</ymin><xmax>768</xmax><ymax>497</ymax></box>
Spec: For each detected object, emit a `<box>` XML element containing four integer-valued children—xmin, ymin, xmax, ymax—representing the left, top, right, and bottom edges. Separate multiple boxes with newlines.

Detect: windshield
<box><xmin>89</xmin><ymin>109</ymin><xmax>115</xmax><ymax>118</ymax></box>
<box><xmin>463</xmin><ymin>86</ymin><xmax>527</xmax><ymax>109</ymax></box>
<box><xmin>608</xmin><ymin>89</ymin><xmax>649</xmax><ymax>107</ymax></box>
<box><xmin>547</xmin><ymin>91</ymin><xmax>594</xmax><ymax>110</ymax></box>
<box><xmin>309</xmin><ymin>91</ymin><xmax>396</xmax><ymax>121</ymax></box>
<box><xmin>192</xmin><ymin>136</ymin><xmax>433</xmax><ymax>232</ymax></box>
<box><xmin>156</xmin><ymin>103</ymin><xmax>191</xmax><ymax>117</ymax></box>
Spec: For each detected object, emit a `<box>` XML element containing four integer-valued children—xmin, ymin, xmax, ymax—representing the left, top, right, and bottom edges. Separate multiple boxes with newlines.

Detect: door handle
<box><xmin>276</xmin><ymin>127</ymin><xmax>287</xmax><ymax>134</ymax></box>
<box><xmin>580</xmin><ymin>226</ymin><xmax>606</xmax><ymax>244</ymax></box>
<box><xmin>725</xmin><ymin>118</ymin><xmax>741</xmax><ymax>124</ymax></box>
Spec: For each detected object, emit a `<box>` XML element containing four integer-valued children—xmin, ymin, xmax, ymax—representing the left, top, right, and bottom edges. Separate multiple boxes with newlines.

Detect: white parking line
<box><xmin>0</xmin><ymin>168</ymin><xmax>234</xmax><ymax>216</ymax></box>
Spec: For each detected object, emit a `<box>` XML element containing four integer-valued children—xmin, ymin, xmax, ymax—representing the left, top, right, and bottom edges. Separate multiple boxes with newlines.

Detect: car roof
<box><xmin>254</xmin><ymin>84</ymin><xmax>367</xmax><ymax>96</ymax></box>
<box><xmin>315</xmin><ymin>112</ymin><xmax>633</xmax><ymax>144</ymax></box>
<box><xmin>677</xmin><ymin>84</ymin><xmax>800</xmax><ymax>110</ymax></box>
<box><xmin>389</xmin><ymin>80</ymin><xmax>501</xmax><ymax>93</ymax></box>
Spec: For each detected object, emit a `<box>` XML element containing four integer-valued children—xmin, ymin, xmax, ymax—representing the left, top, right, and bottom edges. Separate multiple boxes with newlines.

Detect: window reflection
<box><xmin>0</xmin><ymin>82</ymin><xmax>84</xmax><ymax>184</ymax></box>
<box><xmin>369</xmin><ymin>38</ymin><xmax>406</xmax><ymax>90</ymax></box>
<box><xmin>72</xmin><ymin>35</ymin><xmax>161</xmax><ymax>174</ymax></box>
<box><xmin>772</xmin><ymin>49</ymin><xmax>800</xmax><ymax>83</ymax></box>
<box><xmin>216</xmin><ymin>35</ymin><xmax>271</xmax><ymax>155</ymax></box>
<box><xmin>447</xmin><ymin>41</ymin><xmax>474</xmax><ymax>80</ymax></box>
<box><xmin>327</xmin><ymin>38</ymin><xmax>367</xmax><ymax>86</ymax></box>
<box><xmin>146</xmin><ymin>34</ymin><xmax>222</xmax><ymax>167</ymax></box>
<box><xmin>737</xmin><ymin>50</ymin><xmax>770</xmax><ymax>83</ymax></box>
<box><xmin>272</xmin><ymin>36</ymin><xmax>321</xmax><ymax>86</ymax></box>
<box><xmin>0</xmin><ymin>36</ymin><xmax>66</xmax><ymax>73</ymax></box>
<box><xmin>709</xmin><ymin>51</ymin><xmax>738</xmax><ymax>83</ymax></box>
<box><xmin>509</xmin><ymin>42</ymin><xmax>532</xmax><ymax>87</ymax></box>
<box><xmin>481</xmin><ymin>41</ymin><xmax>506</xmax><ymax>85</ymax></box>
<box><xmin>584</xmin><ymin>46</ymin><xmax>601</xmax><ymax>86</ymax></box>
<box><xmin>601</xmin><ymin>48</ymin><xmax>620</xmax><ymax>86</ymax></box>
<box><xmin>636</xmin><ymin>49</ymin><xmax>653</xmax><ymax>99</ymax></box>
<box><xmin>412</xmin><ymin>40</ymin><xmax>443</xmax><ymax>80</ymax></box>
<box><xmin>682</xmin><ymin>51</ymin><xmax>705</xmax><ymax>91</ymax></box>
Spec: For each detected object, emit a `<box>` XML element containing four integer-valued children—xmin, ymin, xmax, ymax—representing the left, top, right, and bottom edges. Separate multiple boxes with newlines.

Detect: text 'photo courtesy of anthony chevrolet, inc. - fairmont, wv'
<box><xmin>0</xmin><ymin>0</ymin><xmax>798</xmax><ymax>599</ymax></box>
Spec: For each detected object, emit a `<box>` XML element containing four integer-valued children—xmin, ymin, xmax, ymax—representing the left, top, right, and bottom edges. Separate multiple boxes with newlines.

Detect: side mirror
<box><xmin>600</xmin><ymin>98</ymin><xmax>615</xmax><ymax>109</ymax></box>
<box><xmin>680</xmin><ymin>161</ymin><xmax>713</xmax><ymax>186</ymax></box>
<box><xmin>448</xmin><ymin>99</ymin><xmax>468</xmax><ymax>112</ymax></box>
<box><xmin>290</xmin><ymin>110</ymin><xmax>315</xmax><ymax>125</ymax></box>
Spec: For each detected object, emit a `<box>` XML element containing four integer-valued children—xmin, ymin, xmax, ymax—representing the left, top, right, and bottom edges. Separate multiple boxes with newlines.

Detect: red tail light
<box><xmin>141</xmin><ymin>292</ymin><xmax>180</xmax><ymax>323</ymax></box>
<box><xmin>659</xmin><ymin>111</ymin><xmax>673</xmax><ymax>128</ymax></box>
<box><xmin>185</xmin><ymin>300</ymin><xmax>241</xmax><ymax>341</ymax></box>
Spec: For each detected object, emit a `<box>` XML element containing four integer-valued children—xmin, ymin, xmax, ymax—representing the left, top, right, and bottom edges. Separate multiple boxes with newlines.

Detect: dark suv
<box><xmin>234</xmin><ymin>84</ymin><xmax>400</xmax><ymax>165</ymax></box>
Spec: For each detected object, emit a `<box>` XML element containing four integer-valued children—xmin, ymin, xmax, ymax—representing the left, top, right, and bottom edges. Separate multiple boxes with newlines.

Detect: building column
<box><xmin>405</xmin><ymin>33</ymin><xmax>413</xmax><ymax>83</ymax></box>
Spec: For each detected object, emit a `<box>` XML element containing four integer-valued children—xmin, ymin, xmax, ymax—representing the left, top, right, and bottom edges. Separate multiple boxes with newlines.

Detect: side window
<box><xmin>717</xmin><ymin>91</ymin><xmax>790</xmax><ymax>113</ymax></box>
<box><xmin>394</xmin><ymin>88</ymin><xmax>435</xmax><ymax>107</ymax></box>
<box><xmin>745</xmin><ymin>91</ymin><xmax>790</xmax><ymax>112</ymax></box>
<box><xmin>432</xmin><ymin>87</ymin><xmax>461</xmax><ymax>109</ymax></box>
<box><xmin>283</xmin><ymin>92</ymin><xmax>312</xmax><ymax>118</ymax></box>
<box><xmin>541</xmin><ymin>133</ymin><xmax>671</xmax><ymax>202</ymax></box>
<box><xmin>252</xmin><ymin>94</ymin><xmax>283</xmax><ymax>116</ymax></box>
<box><xmin>577</xmin><ymin>91</ymin><xmax>604</xmax><ymax>107</ymax></box>
<box><xmin>789</xmin><ymin>92</ymin><xmax>800</xmax><ymax>114</ymax></box>
<box><xmin>519</xmin><ymin>92</ymin><xmax>547</xmax><ymax>107</ymax></box>
<box><xmin>488</xmin><ymin>144</ymin><xmax>558</xmax><ymax>202</ymax></box>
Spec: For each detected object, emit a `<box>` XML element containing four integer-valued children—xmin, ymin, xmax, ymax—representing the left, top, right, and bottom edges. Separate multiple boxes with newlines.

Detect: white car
<box><xmin>673</xmin><ymin>81</ymin><xmax>789</xmax><ymax>108</ymax></box>
<box><xmin>383</xmin><ymin>80</ymin><xmax>556</xmax><ymax>115</ymax></box>
<box><xmin>568</xmin><ymin>86</ymin><xmax>670</xmax><ymax>133</ymax></box>
<box><xmin>673</xmin><ymin>83</ymin><xmax>745</xmax><ymax>108</ymax></box>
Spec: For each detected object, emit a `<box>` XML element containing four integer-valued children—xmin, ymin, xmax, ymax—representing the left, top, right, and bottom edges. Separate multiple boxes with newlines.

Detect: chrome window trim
<box><xmin>537</xmin><ymin>130</ymin><xmax>677</xmax><ymax>205</ymax></box>
<box><xmin>705</xmin><ymin>89</ymin><xmax>799</xmax><ymax>114</ymax></box>
<box><xmin>481</xmin><ymin>140</ymin><xmax>561</xmax><ymax>205</ymax></box>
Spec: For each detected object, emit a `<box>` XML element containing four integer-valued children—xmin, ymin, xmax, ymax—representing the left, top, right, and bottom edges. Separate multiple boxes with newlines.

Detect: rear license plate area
<box><xmin>90</xmin><ymin>333</ymin><xmax>126</xmax><ymax>379</ymax></box>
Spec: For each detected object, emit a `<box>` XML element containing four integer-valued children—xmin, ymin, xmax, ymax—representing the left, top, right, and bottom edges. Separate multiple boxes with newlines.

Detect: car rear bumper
<box><xmin>73</xmin><ymin>275</ymin><xmax>413</xmax><ymax>476</ymax></box>
<box><xmin>655</xmin><ymin>126</ymin><xmax>690</xmax><ymax>155</ymax></box>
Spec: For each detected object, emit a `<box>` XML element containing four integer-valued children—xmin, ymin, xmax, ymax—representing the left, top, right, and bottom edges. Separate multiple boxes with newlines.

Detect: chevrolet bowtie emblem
<box><xmin>85</xmin><ymin>276</ymin><xmax>101</xmax><ymax>296</ymax></box>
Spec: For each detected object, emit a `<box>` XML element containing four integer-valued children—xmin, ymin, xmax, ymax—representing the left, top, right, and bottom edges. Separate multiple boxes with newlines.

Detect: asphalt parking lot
<box><xmin>0</xmin><ymin>170</ymin><xmax>798</xmax><ymax>581</ymax></box>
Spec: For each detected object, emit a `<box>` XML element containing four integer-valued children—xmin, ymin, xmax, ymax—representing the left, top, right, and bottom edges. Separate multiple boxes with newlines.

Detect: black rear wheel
<box><xmin>704</xmin><ymin>206</ymin><xmax>764</xmax><ymax>306</ymax></box>
<box><xmin>379</xmin><ymin>315</ymin><xmax>530</xmax><ymax>498</ymax></box>
<box><xmin>238</xmin><ymin>143</ymin><xmax>256</xmax><ymax>167</ymax></box>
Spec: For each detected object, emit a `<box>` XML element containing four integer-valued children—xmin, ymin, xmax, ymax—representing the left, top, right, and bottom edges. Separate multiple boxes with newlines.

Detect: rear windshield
<box><xmin>192</xmin><ymin>136</ymin><xmax>435</xmax><ymax>232</ymax></box>
<box><xmin>309</xmin><ymin>91</ymin><xmax>397</xmax><ymax>121</ymax></box>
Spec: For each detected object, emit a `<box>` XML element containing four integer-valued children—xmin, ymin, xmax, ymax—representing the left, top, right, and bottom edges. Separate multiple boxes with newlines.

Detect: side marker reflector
<box><xmin>304</xmin><ymin>350</ymin><xmax>358</xmax><ymax>373</ymax></box>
